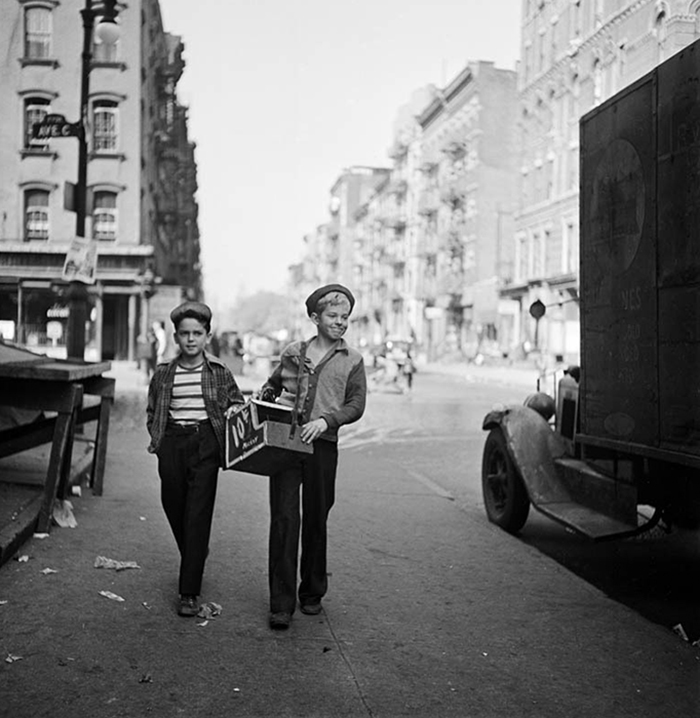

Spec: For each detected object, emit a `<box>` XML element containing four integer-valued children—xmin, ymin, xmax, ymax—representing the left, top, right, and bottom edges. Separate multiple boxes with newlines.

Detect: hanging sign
<box><xmin>62</xmin><ymin>237</ymin><xmax>98</xmax><ymax>284</ymax></box>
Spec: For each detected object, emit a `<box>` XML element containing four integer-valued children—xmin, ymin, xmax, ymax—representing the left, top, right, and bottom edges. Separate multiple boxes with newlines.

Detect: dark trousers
<box><xmin>157</xmin><ymin>421</ymin><xmax>219</xmax><ymax>596</ymax></box>
<box><xmin>269</xmin><ymin>439</ymin><xmax>338</xmax><ymax>614</ymax></box>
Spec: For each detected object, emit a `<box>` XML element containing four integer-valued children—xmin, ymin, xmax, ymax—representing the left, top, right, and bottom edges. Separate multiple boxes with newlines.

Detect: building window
<box><xmin>593</xmin><ymin>59</ymin><xmax>603</xmax><ymax>105</ymax></box>
<box><xmin>92</xmin><ymin>191</ymin><xmax>118</xmax><ymax>240</ymax></box>
<box><xmin>532</xmin><ymin>232</ymin><xmax>544</xmax><ymax>277</ymax></box>
<box><xmin>517</xmin><ymin>233</ymin><xmax>529</xmax><ymax>281</ymax></box>
<box><xmin>564</xmin><ymin>220</ymin><xmax>579</xmax><ymax>273</ymax></box>
<box><xmin>24</xmin><ymin>6</ymin><xmax>52</xmax><ymax>59</ymax></box>
<box><xmin>568</xmin><ymin>146</ymin><xmax>579</xmax><ymax>190</ymax></box>
<box><xmin>93</xmin><ymin>100</ymin><xmax>118</xmax><ymax>152</ymax></box>
<box><xmin>24</xmin><ymin>189</ymin><xmax>50</xmax><ymax>241</ymax></box>
<box><xmin>24</xmin><ymin>97</ymin><xmax>51</xmax><ymax>150</ymax></box>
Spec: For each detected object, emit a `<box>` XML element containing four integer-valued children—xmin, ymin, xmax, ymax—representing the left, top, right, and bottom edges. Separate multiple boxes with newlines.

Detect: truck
<box><xmin>481</xmin><ymin>39</ymin><xmax>700</xmax><ymax>541</ymax></box>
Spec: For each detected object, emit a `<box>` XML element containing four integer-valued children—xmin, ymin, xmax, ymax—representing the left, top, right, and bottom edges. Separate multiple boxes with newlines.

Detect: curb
<box><xmin>0</xmin><ymin>492</ymin><xmax>43</xmax><ymax>567</ymax></box>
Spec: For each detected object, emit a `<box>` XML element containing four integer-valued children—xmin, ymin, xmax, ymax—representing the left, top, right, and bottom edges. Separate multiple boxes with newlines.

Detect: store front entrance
<box><xmin>101</xmin><ymin>294</ymin><xmax>130</xmax><ymax>361</ymax></box>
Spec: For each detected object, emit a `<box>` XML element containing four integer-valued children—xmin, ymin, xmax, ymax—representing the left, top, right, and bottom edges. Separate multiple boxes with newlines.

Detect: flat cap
<box><xmin>305</xmin><ymin>284</ymin><xmax>355</xmax><ymax>316</ymax></box>
<box><xmin>170</xmin><ymin>301</ymin><xmax>212</xmax><ymax>325</ymax></box>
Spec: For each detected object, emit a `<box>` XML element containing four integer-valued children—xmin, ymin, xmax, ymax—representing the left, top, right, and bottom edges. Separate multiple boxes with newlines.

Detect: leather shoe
<box><xmin>269</xmin><ymin>611</ymin><xmax>291</xmax><ymax>630</ymax></box>
<box><xmin>178</xmin><ymin>595</ymin><xmax>198</xmax><ymax>617</ymax></box>
<box><xmin>300</xmin><ymin>602</ymin><xmax>322</xmax><ymax>616</ymax></box>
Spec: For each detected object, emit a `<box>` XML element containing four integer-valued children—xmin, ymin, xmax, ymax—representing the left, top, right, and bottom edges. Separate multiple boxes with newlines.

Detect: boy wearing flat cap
<box><xmin>147</xmin><ymin>301</ymin><xmax>244</xmax><ymax>617</ymax></box>
<box><xmin>259</xmin><ymin>284</ymin><xmax>367</xmax><ymax>629</ymax></box>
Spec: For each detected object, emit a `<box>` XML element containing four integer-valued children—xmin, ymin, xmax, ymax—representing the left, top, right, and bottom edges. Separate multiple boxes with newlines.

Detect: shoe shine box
<box><xmin>225</xmin><ymin>399</ymin><xmax>312</xmax><ymax>475</ymax></box>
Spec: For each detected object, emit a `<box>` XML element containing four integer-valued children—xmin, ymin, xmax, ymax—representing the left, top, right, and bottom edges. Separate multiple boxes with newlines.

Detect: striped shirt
<box><xmin>169</xmin><ymin>363</ymin><xmax>208</xmax><ymax>424</ymax></box>
<box><xmin>147</xmin><ymin>351</ymin><xmax>245</xmax><ymax>466</ymax></box>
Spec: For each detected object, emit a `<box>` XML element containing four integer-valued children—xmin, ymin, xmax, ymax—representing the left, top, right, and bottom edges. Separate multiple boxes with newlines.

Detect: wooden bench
<box><xmin>0</xmin><ymin>378</ymin><xmax>83</xmax><ymax>533</ymax></box>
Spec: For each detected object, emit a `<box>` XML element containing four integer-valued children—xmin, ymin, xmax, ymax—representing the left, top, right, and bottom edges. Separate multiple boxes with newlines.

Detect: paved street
<box><xmin>1</xmin><ymin>365</ymin><xmax>698</xmax><ymax>717</ymax></box>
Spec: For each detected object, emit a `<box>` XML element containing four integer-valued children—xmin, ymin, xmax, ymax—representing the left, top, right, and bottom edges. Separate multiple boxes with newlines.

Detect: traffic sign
<box><xmin>529</xmin><ymin>299</ymin><xmax>546</xmax><ymax>320</ymax></box>
<box><xmin>32</xmin><ymin>113</ymin><xmax>82</xmax><ymax>140</ymax></box>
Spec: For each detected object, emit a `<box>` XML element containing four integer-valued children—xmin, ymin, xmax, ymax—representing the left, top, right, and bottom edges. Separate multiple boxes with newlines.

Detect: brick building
<box><xmin>507</xmin><ymin>0</ymin><xmax>700</xmax><ymax>364</ymax></box>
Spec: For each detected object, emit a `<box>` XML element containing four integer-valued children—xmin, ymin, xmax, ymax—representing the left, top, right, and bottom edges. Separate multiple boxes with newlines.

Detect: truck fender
<box><xmin>482</xmin><ymin>404</ymin><xmax>571</xmax><ymax>506</ymax></box>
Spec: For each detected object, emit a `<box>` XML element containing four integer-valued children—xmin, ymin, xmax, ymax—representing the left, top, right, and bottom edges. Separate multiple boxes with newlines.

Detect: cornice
<box><xmin>520</xmin><ymin>0</ymin><xmax>655</xmax><ymax>96</ymax></box>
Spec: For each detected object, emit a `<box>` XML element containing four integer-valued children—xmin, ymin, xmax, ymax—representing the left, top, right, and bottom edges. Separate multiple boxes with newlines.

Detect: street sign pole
<box><xmin>65</xmin><ymin>0</ymin><xmax>95</xmax><ymax>361</ymax></box>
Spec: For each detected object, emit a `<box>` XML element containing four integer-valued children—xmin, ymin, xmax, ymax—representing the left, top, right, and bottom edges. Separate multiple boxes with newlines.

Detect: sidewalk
<box><xmin>420</xmin><ymin>358</ymin><xmax>549</xmax><ymax>392</ymax></box>
<box><xmin>0</xmin><ymin>360</ymin><xmax>261</xmax><ymax>568</ymax></box>
<box><xmin>1</xmin><ymin>383</ymin><xmax>697</xmax><ymax>717</ymax></box>
<box><xmin>0</xmin><ymin>357</ymin><xmax>551</xmax><ymax>567</ymax></box>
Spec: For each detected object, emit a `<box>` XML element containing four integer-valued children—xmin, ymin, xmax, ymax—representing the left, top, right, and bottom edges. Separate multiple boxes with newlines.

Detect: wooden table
<box><xmin>0</xmin><ymin>343</ymin><xmax>114</xmax><ymax>532</ymax></box>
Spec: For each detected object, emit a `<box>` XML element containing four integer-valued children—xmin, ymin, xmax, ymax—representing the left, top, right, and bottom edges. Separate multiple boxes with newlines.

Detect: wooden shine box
<box><xmin>225</xmin><ymin>399</ymin><xmax>312</xmax><ymax>475</ymax></box>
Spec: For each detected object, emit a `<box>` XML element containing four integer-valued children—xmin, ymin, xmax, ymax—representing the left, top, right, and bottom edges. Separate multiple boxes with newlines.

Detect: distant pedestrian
<box><xmin>230</xmin><ymin>330</ymin><xmax>244</xmax><ymax>375</ymax></box>
<box><xmin>258</xmin><ymin>284</ymin><xmax>367</xmax><ymax>630</ymax></box>
<box><xmin>146</xmin><ymin>301</ymin><xmax>244</xmax><ymax>617</ymax></box>
<box><xmin>153</xmin><ymin>321</ymin><xmax>167</xmax><ymax>363</ymax></box>
<box><xmin>403</xmin><ymin>349</ymin><xmax>416</xmax><ymax>391</ymax></box>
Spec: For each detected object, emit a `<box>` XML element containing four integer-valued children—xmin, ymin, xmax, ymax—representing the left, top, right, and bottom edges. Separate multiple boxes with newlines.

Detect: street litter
<box><xmin>94</xmin><ymin>556</ymin><xmax>141</xmax><ymax>571</ymax></box>
<box><xmin>139</xmin><ymin>673</ymin><xmax>153</xmax><ymax>683</ymax></box>
<box><xmin>197</xmin><ymin>620</ymin><xmax>209</xmax><ymax>627</ymax></box>
<box><xmin>196</xmin><ymin>602</ymin><xmax>222</xmax><ymax>619</ymax></box>
<box><xmin>33</xmin><ymin>533</ymin><xmax>49</xmax><ymax>539</ymax></box>
<box><xmin>672</xmin><ymin>624</ymin><xmax>689</xmax><ymax>641</ymax></box>
<box><xmin>52</xmin><ymin>499</ymin><xmax>77</xmax><ymax>528</ymax></box>
<box><xmin>139</xmin><ymin>516</ymin><xmax>146</xmax><ymax>521</ymax></box>
<box><xmin>142</xmin><ymin>602</ymin><xmax>152</xmax><ymax>610</ymax></box>
<box><xmin>0</xmin><ymin>600</ymin><xmax>8</xmax><ymax>606</ymax></box>
<box><xmin>5</xmin><ymin>654</ymin><xmax>23</xmax><ymax>663</ymax></box>
<box><xmin>71</xmin><ymin>485</ymin><xmax>82</xmax><ymax>497</ymax></box>
<box><xmin>41</xmin><ymin>567</ymin><xmax>58</xmax><ymax>575</ymax></box>
<box><xmin>99</xmin><ymin>590</ymin><xmax>125</xmax><ymax>602</ymax></box>
<box><xmin>15</xmin><ymin>555</ymin><xmax>29</xmax><ymax>563</ymax></box>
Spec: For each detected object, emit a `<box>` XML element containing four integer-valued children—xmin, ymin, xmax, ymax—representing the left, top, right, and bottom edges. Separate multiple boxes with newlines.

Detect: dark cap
<box><xmin>305</xmin><ymin>284</ymin><xmax>355</xmax><ymax>316</ymax></box>
<box><xmin>170</xmin><ymin>301</ymin><xmax>212</xmax><ymax>327</ymax></box>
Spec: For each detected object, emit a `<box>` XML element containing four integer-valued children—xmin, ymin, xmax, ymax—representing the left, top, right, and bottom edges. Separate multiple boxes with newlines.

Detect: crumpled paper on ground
<box><xmin>196</xmin><ymin>602</ymin><xmax>222</xmax><ymax>619</ymax></box>
<box><xmin>99</xmin><ymin>590</ymin><xmax>125</xmax><ymax>602</ymax></box>
<box><xmin>52</xmin><ymin>500</ymin><xmax>77</xmax><ymax>528</ymax></box>
<box><xmin>94</xmin><ymin>556</ymin><xmax>140</xmax><ymax>571</ymax></box>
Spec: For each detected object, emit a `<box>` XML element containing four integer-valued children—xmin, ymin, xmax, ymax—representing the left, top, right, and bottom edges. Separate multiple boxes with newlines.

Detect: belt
<box><xmin>166</xmin><ymin>420</ymin><xmax>211</xmax><ymax>434</ymax></box>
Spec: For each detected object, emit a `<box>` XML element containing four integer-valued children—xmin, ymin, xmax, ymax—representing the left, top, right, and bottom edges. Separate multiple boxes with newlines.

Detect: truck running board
<box><xmin>527</xmin><ymin>457</ymin><xmax>661</xmax><ymax>541</ymax></box>
<box><xmin>533</xmin><ymin>502</ymin><xmax>640</xmax><ymax>541</ymax></box>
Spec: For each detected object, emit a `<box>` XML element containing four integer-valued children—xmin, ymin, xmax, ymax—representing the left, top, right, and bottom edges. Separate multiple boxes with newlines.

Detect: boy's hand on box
<box><xmin>300</xmin><ymin>418</ymin><xmax>328</xmax><ymax>444</ymax></box>
<box><xmin>259</xmin><ymin>387</ymin><xmax>276</xmax><ymax>403</ymax></box>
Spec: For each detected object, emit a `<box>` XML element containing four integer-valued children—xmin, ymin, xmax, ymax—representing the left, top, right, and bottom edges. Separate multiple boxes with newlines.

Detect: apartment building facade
<box><xmin>0</xmin><ymin>0</ymin><xmax>201</xmax><ymax>360</ymax></box>
<box><xmin>510</xmin><ymin>0</ymin><xmax>700</xmax><ymax>364</ymax></box>
<box><xmin>415</xmin><ymin>62</ymin><xmax>518</xmax><ymax>360</ymax></box>
<box><xmin>291</xmin><ymin>64</ymin><xmax>518</xmax><ymax>361</ymax></box>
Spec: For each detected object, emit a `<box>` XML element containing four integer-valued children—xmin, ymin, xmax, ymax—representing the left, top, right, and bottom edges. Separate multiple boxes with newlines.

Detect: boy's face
<box><xmin>173</xmin><ymin>317</ymin><xmax>210</xmax><ymax>361</ymax></box>
<box><xmin>312</xmin><ymin>299</ymin><xmax>351</xmax><ymax>342</ymax></box>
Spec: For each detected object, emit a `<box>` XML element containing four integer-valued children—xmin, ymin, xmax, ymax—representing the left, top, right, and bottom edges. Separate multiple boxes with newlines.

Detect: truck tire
<box><xmin>482</xmin><ymin>427</ymin><xmax>530</xmax><ymax>534</ymax></box>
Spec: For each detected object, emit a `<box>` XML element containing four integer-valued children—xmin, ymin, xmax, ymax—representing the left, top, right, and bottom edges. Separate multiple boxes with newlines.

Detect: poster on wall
<box><xmin>62</xmin><ymin>237</ymin><xmax>97</xmax><ymax>284</ymax></box>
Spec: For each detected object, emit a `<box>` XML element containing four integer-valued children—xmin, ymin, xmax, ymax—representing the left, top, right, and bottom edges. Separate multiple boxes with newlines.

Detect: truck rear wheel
<box><xmin>482</xmin><ymin>428</ymin><xmax>530</xmax><ymax>534</ymax></box>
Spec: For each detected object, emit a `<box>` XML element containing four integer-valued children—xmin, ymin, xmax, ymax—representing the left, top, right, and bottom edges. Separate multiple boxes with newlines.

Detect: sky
<box><xmin>159</xmin><ymin>0</ymin><xmax>522</xmax><ymax>312</ymax></box>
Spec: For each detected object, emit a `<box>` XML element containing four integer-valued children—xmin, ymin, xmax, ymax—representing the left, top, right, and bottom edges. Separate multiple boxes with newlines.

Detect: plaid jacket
<box><xmin>147</xmin><ymin>352</ymin><xmax>244</xmax><ymax>466</ymax></box>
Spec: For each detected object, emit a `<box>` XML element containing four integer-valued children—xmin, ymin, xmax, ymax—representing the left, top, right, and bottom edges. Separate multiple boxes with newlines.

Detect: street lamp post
<box><xmin>65</xmin><ymin>0</ymin><xmax>119</xmax><ymax>360</ymax></box>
